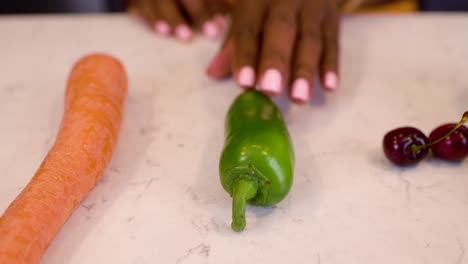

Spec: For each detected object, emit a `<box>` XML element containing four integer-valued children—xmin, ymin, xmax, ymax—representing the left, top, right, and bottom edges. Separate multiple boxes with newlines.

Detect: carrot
<box><xmin>0</xmin><ymin>53</ymin><xmax>128</xmax><ymax>264</ymax></box>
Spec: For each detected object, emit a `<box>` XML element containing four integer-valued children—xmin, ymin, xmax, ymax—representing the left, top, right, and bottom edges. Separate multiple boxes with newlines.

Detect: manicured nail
<box><xmin>175</xmin><ymin>25</ymin><xmax>193</xmax><ymax>41</ymax></box>
<box><xmin>154</xmin><ymin>21</ymin><xmax>170</xmax><ymax>35</ymax></box>
<box><xmin>237</xmin><ymin>66</ymin><xmax>255</xmax><ymax>87</ymax></box>
<box><xmin>324</xmin><ymin>72</ymin><xmax>338</xmax><ymax>90</ymax></box>
<box><xmin>291</xmin><ymin>78</ymin><xmax>310</xmax><ymax>102</ymax></box>
<box><xmin>202</xmin><ymin>21</ymin><xmax>220</xmax><ymax>39</ymax></box>
<box><xmin>261</xmin><ymin>68</ymin><xmax>282</xmax><ymax>94</ymax></box>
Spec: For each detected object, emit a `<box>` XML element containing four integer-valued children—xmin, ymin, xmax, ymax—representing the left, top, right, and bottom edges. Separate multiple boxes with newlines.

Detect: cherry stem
<box><xmin>412</xmin><ymin>111</ymin><xmax>468</xmax><ymax>152</ymax></box>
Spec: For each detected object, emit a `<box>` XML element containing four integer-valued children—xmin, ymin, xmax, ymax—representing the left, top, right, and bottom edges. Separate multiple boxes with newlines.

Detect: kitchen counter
<box><xmin>0</xmin><ymin>14</ymin><xmax>467</xmax><ymax>264</ymax></box>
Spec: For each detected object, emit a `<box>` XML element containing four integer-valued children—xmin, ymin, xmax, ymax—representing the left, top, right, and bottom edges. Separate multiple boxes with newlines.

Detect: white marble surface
<box><xmin>0</xmin><ymin>13</ymin><xmax>467</xmax><ymax>264</ymax></box>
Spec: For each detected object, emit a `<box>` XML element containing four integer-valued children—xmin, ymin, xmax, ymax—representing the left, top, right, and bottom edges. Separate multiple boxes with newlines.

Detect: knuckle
<box><xmin>262</xmin><ymin>49</ymin><xmax>287</xmax><ymax>65</ymax></box>
<box><xmin>300</xmin><ymin>27</ymin><xmax>321</xmax><ymax>43</ymax></box>
<box><xmin>234</xmin><ymin>25</ymin><xmax>259</xmax><ymax>39</ymax></box>
<box><xmin>270</xmin><ymin>11</ymin><xmax>296</xmax><ymax>29</ymax></box>
<box><xmin>238</xmin><ymin>48</ymin><xmax>256</xmax><ymax>61</ymax></box>
<box><xmin>295</xmin><ymin>63</ymin><xmax>316</xmax><ymax>76</ymax></box>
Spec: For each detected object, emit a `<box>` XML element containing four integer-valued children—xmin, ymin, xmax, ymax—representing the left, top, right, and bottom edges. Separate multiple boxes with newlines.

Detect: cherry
<box><xmin>383</xmin><ymin>127</ymin><xmax>430</xmax><ymax>166</ymax></box>
<box><xmin>383</xmin><ymin>111</ymin><xmax>468</xmax><ymax>166</ymax></box>
<box><xmin>429</xmin><ymin>123</ymin><xmax>468</xmax><ymax>162</ymax></box>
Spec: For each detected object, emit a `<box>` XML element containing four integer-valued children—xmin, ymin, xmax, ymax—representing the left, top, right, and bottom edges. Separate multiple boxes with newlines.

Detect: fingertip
<box><xmin>323</xmin><ymin>71</ymin><xmax>339</xmax><ymax>91</ymax></box>
<box><xmin>290</xmin><ymin>97</ymin><xmax>309</xmax><ymax>105</ymax></box>
<box><xmin>206</xmin><ymin>68</ymin><xmax>232</xmax><ymax>80</ymax></box>
<box><xmin>236</xmin><ymin>66</ymin><xmax>256</xmax><ymax>87</ymax></box>
<box><xmin>290</xmin><ymin>78</ymin><xmax>311</xmax><ymax>104</ymax></box>
<box><xmin>202</xmin><ymin>21</ymin><xmax>220</xmax><ymax>39</ymax></box>
<box><xmin>175</xmin><ymin>24</ymin><xmax>193</xmax><ymax>42</ymax></box>
<box><xmin>206</xmin><ymin>58</ymin><xmax>222</xmax><ymax>78</ymax></box>
<box><xmin>260</xmin><ymin>68</ymin><xmax>282</xmax><ymax>96</ymax></box>
<box><xmin>213</xmin><ymin>15</ymin><xmax>227</xmax><ymax>29</ymax></box>
<box><xmin>154</xmin><ymin>20</ymin><xmax>171</xmax><ymax>36</ymax></box>
<box><xmin>205</xmin><ymin>66</ymin><xmax>218</xmax><ymax>78</ymax></box>
<box><xmin>206</xmin><ymin>51</ymin><xmax>232</xmax><ymax>80</ymax></box>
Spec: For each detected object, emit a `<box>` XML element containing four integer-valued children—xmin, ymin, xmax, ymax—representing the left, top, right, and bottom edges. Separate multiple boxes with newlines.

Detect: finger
<box><xmin>179</xmin><ymin>0</ymin><xmax>221</xmax><ymax>39</ymax></box>
<box><xmin>258</xmin><ymin>0</ymin><xmax>300</xmax><ymax>96</ymax></box>
<box><xmin>209</xmin><ymin>13</ymin><xmax>228</xmax><ymax>35</ymax></box>
<box><xmin>213</xmin><ymin>15</ymin><xmax>227</xmax><ymax>29</ymax></box>
<box><xmin>207</xmin><ymin>0</ymin><xmax>233</xmax><ymax>15</ymax></box>
<box><xmin>206</xmin><ymin>37</ymin><xmax>234</xmax><ymax>79</ymax></box>
<box><xmin>151</xmin><ymin>0</ymin><xmax>193</xmax><ymax>41</ymax></box>
<box><xmin>289</xmin><ymin>2</ymin><xmax>324</xmax><ymax>103</ymax></box>
<box><xmin>202</xmin><ymin>19</ymin><xmax>223</xmax><ymax>40</ymax></box>
<box><xmin>204</xmin><ymin>15</ymin><xmax>228</xmax><ymax>41</ymax></box>
<box><xmin>232</xmin><ymin>0</ymin><xmax>267</xmax><ymax>88</ymax></box>
<box><xmin>206</xmin><ymin>29</ymin><xmax>234</xmax><ymax>79</ymax></box>
<box><xmin>152</xmin><ymin>7</ymin><xmax>171</xmax><ymax>37</ymax></box>
<box><xmin>320</xmin><ymin>1</ymin><xmax>340</xmax><ymax>91</ymax></box>
<box><xmin>126</xmin><ymin>0</ymin><xmax>142</xmax><ymax>16</ymax></box>
<box><xmin>132</xmin><ymin>0</ymin><xmax>163</xmax><ymax>32</ymax></box>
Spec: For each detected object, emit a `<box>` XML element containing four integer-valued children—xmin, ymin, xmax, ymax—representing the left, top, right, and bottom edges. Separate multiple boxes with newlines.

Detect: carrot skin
<box><xmin>0</xmin><ymin>53</ymin><xmax>128</xmax><ymax>264</ymax></box>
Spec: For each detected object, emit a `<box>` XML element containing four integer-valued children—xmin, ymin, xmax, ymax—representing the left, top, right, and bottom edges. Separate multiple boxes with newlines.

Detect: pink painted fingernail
<box><xmin>202</xmin><ymin>21</ymin><xmax>220</xmax><ymax>39</ymax></box>
<box><xmin>291</xmin><ymin>78</ymin><xmax>310</xmax><ymax>102</ymax></box>
<box><xmin>175</xmin><ymin>25</ymin><xmax>193</xmax><ymax>41</ymax></box>
<box><xmin>237</xmin><ymin>66</ymin><xmax>255</xmax><ymax>87</ymax></box>
<box><xmin>261</xmin><ymin>68</ymin><xmax>282</xmax><ymax>94</ymax></box>
<box><xmin>154</xmin><ymin>21</ymin><xmax>170</xmax><ymax>35</ymax></box>
<box><xmin>324</xmin><ymin>72</ymin><xmax>338</xmax><ymax>90</ymax></box>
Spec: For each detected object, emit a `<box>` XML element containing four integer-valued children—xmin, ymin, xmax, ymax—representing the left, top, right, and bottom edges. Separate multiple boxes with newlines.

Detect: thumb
<box><xmin>206</xmin><ymin>30</ymin><xmax>234</xmax><ymax>79</ymax></box>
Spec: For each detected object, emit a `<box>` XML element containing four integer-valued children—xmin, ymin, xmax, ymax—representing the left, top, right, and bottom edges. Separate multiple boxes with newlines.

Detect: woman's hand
<box><xmin>129</xmin><ymin>0</ymin><xmax>231</xmax><ymax>41</ymax></box>
<box><xmin>206</xmin><ymin>0</ymin><xmax>340</xmax><ymax>104</ymax></box>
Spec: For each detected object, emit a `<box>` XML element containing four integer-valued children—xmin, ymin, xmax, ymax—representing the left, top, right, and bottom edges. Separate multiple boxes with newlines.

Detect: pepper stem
<box><xmin>231</xmin><ymin>179</ymin><xmax>258</xmax><ymax>232</ymax></box>
<box><xmin>412</xmin><ymin>111</ymin><xmax>468</xmax><ymax>152</ymax></box>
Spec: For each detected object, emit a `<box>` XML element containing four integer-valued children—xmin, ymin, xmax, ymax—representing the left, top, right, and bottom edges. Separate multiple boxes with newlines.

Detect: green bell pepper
<box><xmin>219</xmin><ymin>90</ymin><xmax>295</xmax><ymax>232</ymax></box>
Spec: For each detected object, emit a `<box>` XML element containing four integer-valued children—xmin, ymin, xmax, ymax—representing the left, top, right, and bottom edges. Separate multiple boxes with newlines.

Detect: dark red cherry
<box><xmin>383</xmin><ymin>127</ymin><xmax>430</xmax><ymax>166</ymax></box>
<box><xmin>429</xmin><ymin>123</ymin><xmax>468</xmax><ymax>161</ymax></box>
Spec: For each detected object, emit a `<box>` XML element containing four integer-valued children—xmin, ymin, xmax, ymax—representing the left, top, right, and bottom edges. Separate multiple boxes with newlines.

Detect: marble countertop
<box><xmin>0</xmin><ymin>13</ymin><xmax>467</xmax><ymax>264</ymax></box>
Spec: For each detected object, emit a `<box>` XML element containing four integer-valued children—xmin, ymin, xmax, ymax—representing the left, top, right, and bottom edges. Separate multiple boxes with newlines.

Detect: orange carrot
<box><xmin>0</xmin><ymin>53</ymin><xmax>128</xmax><ymax>264</ymax></box>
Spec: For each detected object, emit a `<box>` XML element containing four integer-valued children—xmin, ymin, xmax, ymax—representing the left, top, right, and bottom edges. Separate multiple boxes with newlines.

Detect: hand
<box><xmin>206</xmin><ymin>0</ymin><xmax>340</xmax><ymax>104</ymax></box>
<box><xmin>128</xmin><ymin>0</ymin><xmax>232</xmax><ymax>42</ymax></box>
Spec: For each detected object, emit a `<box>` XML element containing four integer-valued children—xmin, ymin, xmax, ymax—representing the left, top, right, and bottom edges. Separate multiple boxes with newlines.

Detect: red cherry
<box><xmin>429</xmin><ymin>123</ymin><xmax>468</xmax><ymax>161</ymax></box>
<box><xmin>383</xmin><ymin>127</ymin><xmax>430</xmax><ymax>166</ymax></box>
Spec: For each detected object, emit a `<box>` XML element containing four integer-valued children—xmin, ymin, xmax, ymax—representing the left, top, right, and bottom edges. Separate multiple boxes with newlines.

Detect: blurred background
<box><xmin>0</xmin><ymin>0</ymin><xmax>126</xmax><ymax>14</ymax></box>
<box><xmin>0</xmin><ymin>0</ymin><xmax>467</xmax><ymax>14</ymax></box>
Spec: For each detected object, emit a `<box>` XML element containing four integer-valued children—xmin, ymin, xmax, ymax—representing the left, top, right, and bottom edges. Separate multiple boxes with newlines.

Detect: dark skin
<box><xmin>128</xmin><ymin>0</ymin><xmax>231</xmax><ymax>40</ymax></box>
<box><xmin>207</xmin><ymin>0</ymin><xmax>340</xmax><ymax>104</ymax></box>
<box><xmin>130</xmin><ymin>0</ymin><xmax>394</xmax><ymax>104</ymax></box>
